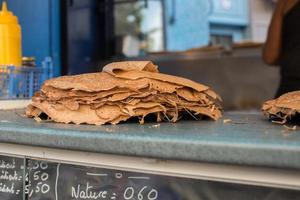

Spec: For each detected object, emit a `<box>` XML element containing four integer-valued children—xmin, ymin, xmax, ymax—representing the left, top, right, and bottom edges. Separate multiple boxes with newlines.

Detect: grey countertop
<box><xmin>0</xmin><ymin>110</ymin><xmax>300</xmax><ymax>169</ymax></box>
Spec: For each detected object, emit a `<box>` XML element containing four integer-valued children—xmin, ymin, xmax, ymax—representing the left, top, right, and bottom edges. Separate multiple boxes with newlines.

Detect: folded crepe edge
<box><xmin>103</xmin><ymin>61</ymin><xmax>159</xmax><ymax>75</ymax></box>
<box><xmin>103</xmin><ymin>61</ymin><xmax>216</xmax><ymax>96</ymax></box>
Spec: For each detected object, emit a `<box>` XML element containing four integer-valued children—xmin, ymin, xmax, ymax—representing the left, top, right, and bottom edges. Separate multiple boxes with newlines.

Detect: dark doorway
<box><xmin>61</xmin><ymin>0</ymin><xmax>114</xmax><ymax>75</ymax></box>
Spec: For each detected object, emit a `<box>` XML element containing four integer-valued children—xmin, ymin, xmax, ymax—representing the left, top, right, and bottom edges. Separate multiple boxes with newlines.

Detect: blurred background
<box><xmin>4</xmin><ymin>0</ymin><xmax>278</xmax><ymax>110</ymax></box>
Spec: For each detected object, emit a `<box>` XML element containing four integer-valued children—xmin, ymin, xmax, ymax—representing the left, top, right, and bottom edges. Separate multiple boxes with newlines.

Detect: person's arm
<box><xmin>263</xmin><ymin>0</ymin><xmax>286</xmax><ymax>65</ymax></box>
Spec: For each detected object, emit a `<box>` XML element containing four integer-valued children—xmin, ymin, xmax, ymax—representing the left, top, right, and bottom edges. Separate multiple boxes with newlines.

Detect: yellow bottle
<box><xmin>0</xmin><ymin>1</ymin><xmax>22</xmax><ymax>67</ymax></box>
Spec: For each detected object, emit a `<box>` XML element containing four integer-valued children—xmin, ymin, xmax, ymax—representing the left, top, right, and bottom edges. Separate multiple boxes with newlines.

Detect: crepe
<box><xmin>26</xmin><ymin>61</ymin><xmax>222</xmax><ymax>125</ymax></box>
<box><xmin>262</xmin><ymin>91</ymin><xmax>300</xmax><ymax>124</ymax></box>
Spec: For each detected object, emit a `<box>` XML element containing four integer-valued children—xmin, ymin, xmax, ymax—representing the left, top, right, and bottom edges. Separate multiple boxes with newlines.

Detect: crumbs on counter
<box><xmin>283</xmin><ymin>125</ymin><xmax>297</xmax><ymax>131</ymax></box>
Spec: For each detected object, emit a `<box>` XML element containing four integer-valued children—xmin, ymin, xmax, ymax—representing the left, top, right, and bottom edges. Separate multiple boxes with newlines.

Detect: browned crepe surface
<box><xmin>262</xmin><ymin>91</ymin><xmax>300</xmax><ymax>124</ymax></box>
<box><xmin>26</xmin><ymin>61</ymin><xmax>222</xmax><ymax>125</ymax></box>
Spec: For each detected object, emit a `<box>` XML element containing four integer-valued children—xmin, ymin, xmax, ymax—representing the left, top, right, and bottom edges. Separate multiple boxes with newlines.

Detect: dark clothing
<box><xmin>277</xmin><ymin>1</ymin><xmax>300</xmax><ymax>97</ymax></box>
<box><xmin>276</xmin><ymin>69</ymin><xmax>300</xmax><ymax>97</ymax></box>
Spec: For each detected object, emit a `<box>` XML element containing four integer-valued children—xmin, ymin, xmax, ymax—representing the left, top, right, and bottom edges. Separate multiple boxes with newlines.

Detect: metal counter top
<box><xmin>0</xmin><ymin>110</ymin><xmax>299</xmax><ymax>169</ymax></box>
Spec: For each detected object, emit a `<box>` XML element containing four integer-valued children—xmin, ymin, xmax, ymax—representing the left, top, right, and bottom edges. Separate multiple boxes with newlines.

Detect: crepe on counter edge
<box><xmin>262</xmin><ymin>91</ymin><xmax>300</xmax><ymax>124</ymax></box>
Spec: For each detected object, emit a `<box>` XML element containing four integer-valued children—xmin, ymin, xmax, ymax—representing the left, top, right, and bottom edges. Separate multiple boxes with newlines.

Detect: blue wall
<box><xmin>209</xmin><ymin>0</ymin><xmax>249</xmax><ymax>26</ymax></box>
<box><xmin>5</xmin><ymin>0</ymin><xmax>61</xmax><ymax>76</ymax></box>
<box><xmin>164</xmin><ymin>0</ymin><xmax>210</xmax><ymax>51</ymax></box>
<box><xmin>165</xmin><ymin>0</ymin><xmax>249</xmax><ymax>51</ymax></box>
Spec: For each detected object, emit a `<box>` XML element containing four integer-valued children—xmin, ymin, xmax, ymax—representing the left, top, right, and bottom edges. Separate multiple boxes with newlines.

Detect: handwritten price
<box><xmin>25</xmin><ymin>161</ymin><xmax>50</xmax><ymax>197</ymax></box>
<box><xmin>123</xmin><ymin>186</ymin><xmax>158</xmax><ymax>200</ymax></box>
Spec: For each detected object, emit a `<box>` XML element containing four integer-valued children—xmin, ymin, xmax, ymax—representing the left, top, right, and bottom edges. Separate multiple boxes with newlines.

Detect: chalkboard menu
<box><xmin>0</xmin><ymin>155</ymin><xmax>24</xmax><ymax>200</ymax></box>
<box><xmin>1</xmin><ymin>154</ymin><xmax>300</xmax><ymax>200</ymax></box>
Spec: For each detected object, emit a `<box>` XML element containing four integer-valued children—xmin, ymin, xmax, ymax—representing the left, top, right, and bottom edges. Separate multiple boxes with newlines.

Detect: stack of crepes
<box><xmin>26</xmin><ymin>61</ymin><xmax>222</xmax><ymax>125</ymax></box>
<box><xmin>262</xmin><ymin>91</ymin><xmax>300</xmax><ymax>124</ymax></box>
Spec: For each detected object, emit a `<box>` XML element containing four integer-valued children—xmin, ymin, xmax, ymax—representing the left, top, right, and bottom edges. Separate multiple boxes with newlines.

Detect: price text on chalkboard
<box><xmin>0</xmin><ymin>154</ymin><xmax>300</xmax><ymax>200</ymax></box>
<box><xmin>0</xmin><ymin>155</ymin><xmax>23</xmax><ymax>200</ymax></box>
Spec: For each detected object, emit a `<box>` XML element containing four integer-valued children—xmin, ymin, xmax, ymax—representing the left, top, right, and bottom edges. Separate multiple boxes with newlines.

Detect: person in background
<box><xmin>263</xmin><ymin>0</ymin><xmax>300</xmax><ymax>97</ymax></box>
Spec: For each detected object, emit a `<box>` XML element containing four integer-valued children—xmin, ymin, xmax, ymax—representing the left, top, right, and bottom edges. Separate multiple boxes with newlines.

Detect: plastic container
<box><xmin>0</xmin><ymin>1</ymin><xmax>22</xmax><ymax>67</ymax></box>
<box><xmin>0</xmin><ymin>57</ymin><xmax>53</xmax><ymax>99</ymax></box>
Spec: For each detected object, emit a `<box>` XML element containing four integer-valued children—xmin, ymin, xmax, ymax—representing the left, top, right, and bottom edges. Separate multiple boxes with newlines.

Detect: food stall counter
<box><xmin>0</xmin><ymin>109</ymin><xmax>299</xmax><ymax>199</ymax></box>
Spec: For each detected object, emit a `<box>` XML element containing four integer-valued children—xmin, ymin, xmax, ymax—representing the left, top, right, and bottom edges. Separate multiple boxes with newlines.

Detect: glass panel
<box><xmin>114</xmin><ymin>1</ymin><xmax>164</xmax><ymax>56</ymax></box>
